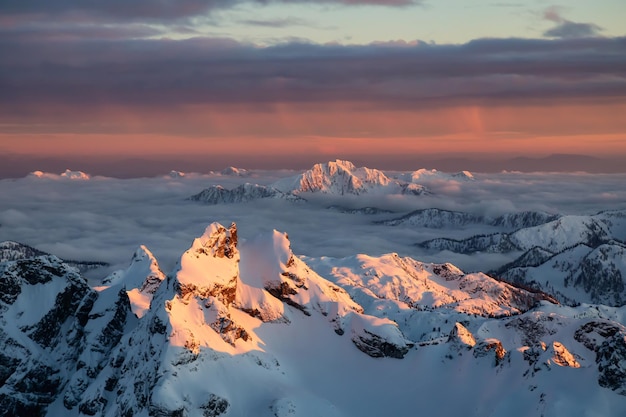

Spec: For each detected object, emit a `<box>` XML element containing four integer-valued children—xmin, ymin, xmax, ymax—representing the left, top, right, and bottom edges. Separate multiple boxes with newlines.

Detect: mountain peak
<box><xmin>272</xmin><ymin>159</ymin><xmax>394</xmax><ymax>195</ymax></box>
<box><xmin>61</xmin><ymin>169</ymin><xmax>90</xmax><ymax>180</ymax></box>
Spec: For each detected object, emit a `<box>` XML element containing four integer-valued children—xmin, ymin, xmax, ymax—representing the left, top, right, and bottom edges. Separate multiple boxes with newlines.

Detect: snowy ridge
<box><xmin>2</xmin><ymin>223</ymin><xmax>626</xmax><ymax>416</ymax></box>
<box><xmin>100</xmin><ymin>245</ymin><xmax>165</xmax><ymax>318</ymax></box>
<box><xmin>305</xmin><ymin>253</ymin><xmax>552</xmax><ymax>320</ymax></box>
<box><xmin>188</xmin><ymin>183</ymin><xmax>304</xmax><ymax>204</ymax></box>
<box><xmin>418</xmin><ymin>211</ymin><xmax>624</xmax><ymax>254</ymax></box>
<box><xmin>220</xmin><ymin>166</ymin><xmax>250</xmax><ymax>177</ymax></box>
<box><xmin>379</xmin><ymin>208</ymin><xmax>558</xmax><ymax>230</ymax></box>
<box><xmin>28</xmin><ymin>169</ymin><xmax>90</xmax><ymax>180</ymax></box>
<box><xmin>272</xmin><ymin>160</ymin><xmax>429</xmax><ymax>196</ymax></box>
<box><xmin>395</xmin><ymin>168</ymin><xmax>475</xmax><ymax>182</ymax></box>
<box><xmin>0</xmin><ymin>240</ymin><xmax>108</xmax><ymax>273</ymax></box>
<box><xmin>496</xmin><ymin>241</ymin><xmax>626</xmax><ymax>307</ymax></box>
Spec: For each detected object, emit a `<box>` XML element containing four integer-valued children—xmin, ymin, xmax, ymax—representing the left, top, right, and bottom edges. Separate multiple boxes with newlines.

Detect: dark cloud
<box><xmin>542</xmin><ymin>6</ymin><xmax>603</xmax><ymax>39</ymax></box>
<box><xmin>0</xmin><ymin>0</ymin><xmax>421</xmax><ymax>22</ymax></box>
<box><xmin>238</xmin><ymin>17</ymin><xmax>316</xmax><ymax>28</ymax></box>
<box><xmin>1</xmin><ymin>34</ymin><xmax>624</xmax><ymax>117</ymax></box>
<box><xmin>0</xmin><ymin>0</ymin><xmax>225</xmax><ymax>21</ymax></box>
<box><xmin>544</xmin><ymin>21</ymin><xmax>603</xmax><ymax>39</ymax></box>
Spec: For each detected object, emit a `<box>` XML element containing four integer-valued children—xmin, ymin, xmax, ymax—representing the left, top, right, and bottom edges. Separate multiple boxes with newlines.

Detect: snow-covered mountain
<box><xmin>327</xmin><ymin>206</ymin><xmax>396</xmax><ymax>215</ymax></box>
<box><xmin>168</xmin><ymin>170</ymin><xmax>186</xmax><ymax>178</ymax></box>
<box><xmin>418</xmin><ymin>211</ymin><xmax>625</xmax><ymax>254</ymax></box>
<box><xmin>188</xmin><ymin>183</ymin><xmax>304</xmax><ymax>205</ymax></box>
<box><xmin>395</xmin><ymin>168</ymin><xmax>475</xmax><ymax>182</ymax></box>
<box><xmin>0</xmin><ymin>241</ymin><xmax>108</xmax><ymax>274</ymax></box>
<box><xmin>28</xmin><ymin>169</ymin><xmax>91</xmax><ymax>180</ymax></box>
<box><xmin>220</xmin><ymin>166</ymin><xmax>250</xmax><ymax>177</ymax></box>
<box><xmin>379</xmin><ymin>208</ymin><xmax>559</xmax><ymax>230</ymax></box>
<box><xmin>272</xmin><ymin>160</ymin><xmax>429</xmax><ymax>196</ymax></box>
<box><xmin>2</xmin><ymin>222</ymin><xmax>626</xmax><ymax>416</ymax></box>
<box><xmin>411</xmin><ymin>210</ymin><xmax>626</xmax><ymax>307</ymax></box>
<box><xmin>495</xmin><ymin>241</ymin><xmax>626</xmax><ymax>307</ymax></box>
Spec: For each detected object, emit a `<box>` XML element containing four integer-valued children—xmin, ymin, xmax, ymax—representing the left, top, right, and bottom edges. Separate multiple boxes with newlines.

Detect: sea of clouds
<box><xmin>1</xmin><ymin>168</ymin><xmax>625</xmax><ymax>284</ymax></box>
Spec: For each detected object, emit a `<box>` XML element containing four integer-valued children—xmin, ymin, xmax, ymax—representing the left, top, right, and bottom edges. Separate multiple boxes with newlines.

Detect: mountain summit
<box><xmin>272</xmin><ymin>159</ymin><xmax>428</xmax><ymax>196</ymax></box>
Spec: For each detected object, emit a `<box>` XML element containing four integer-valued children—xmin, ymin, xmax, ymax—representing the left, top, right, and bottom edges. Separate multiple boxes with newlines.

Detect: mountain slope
<box><xmin>497</xmin><ymin>241</ymin><xmax>626</xmax><ymax>307</ymax></box>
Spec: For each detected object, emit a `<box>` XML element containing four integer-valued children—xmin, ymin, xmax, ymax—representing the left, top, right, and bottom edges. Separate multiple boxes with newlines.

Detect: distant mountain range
<box><xmin>412</xmin><ymin>210</ymin><xmax>626</xmax><ymax>307</ymax></box>
<box><xmin>188</xmin><ymin>183</ymin><xmax>305</xmax><ymax>205</ymax></box>
<box><xmin>189</xmin><ymin>160</ymin><xmax>434</xmax><ymax>204</ymax></box>
<box><xmin>2</xmin><ymin>153</ymin><xmax>624</xmax><ymax>179</ymax></box>
<box><xmin>377</xmin><ymin>208</ymin><xmax>559</xmax><ymax>230</ymax></box>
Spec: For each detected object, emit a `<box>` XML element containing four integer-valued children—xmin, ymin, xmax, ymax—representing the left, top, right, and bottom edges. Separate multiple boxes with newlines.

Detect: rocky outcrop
<box><xmin>448</xmin><ymin>322</ymin><xmax>476</xmax><ymax>348</ymax></box>
<box><xmin>575</xmin><ymin>321</ymin><xmax>626</xmax><ymax>395</ymax></box>
<box><xmin>473</xmin><ymin>339</ymin><xmax>507</xmax><ymax>366</ymax></box>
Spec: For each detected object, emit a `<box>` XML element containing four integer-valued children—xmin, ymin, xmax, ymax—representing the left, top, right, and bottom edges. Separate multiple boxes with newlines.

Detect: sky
<box><xmin>1</xmin><ymin>0</ymin><xmax>625</xmax><ymax>173</ymax></box>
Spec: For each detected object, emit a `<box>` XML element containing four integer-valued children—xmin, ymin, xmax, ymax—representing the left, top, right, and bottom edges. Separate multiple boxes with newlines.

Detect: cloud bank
<box><xmin>2</xmin><ymin>169</ymin><xmax>626</xmax><ymax>282</ymax></box>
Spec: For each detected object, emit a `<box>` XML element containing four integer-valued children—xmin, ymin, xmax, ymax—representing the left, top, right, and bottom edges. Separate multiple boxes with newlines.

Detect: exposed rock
<box><xmin>448</xmin><ymin>322</ymin><xmax>476</xmax><ymax>348</ymax></box>
<box><xmin>473</xmin><ymin>339</ymin><xmax>507</xmax><ymax>366</ymax></box>
<box><xmin>575</xmin><ymin>321</ymin><xmax>626</xmax><ymax>395</ymax></box>
<box><xmin>200</xmin><ymin>394</ymin><xmax>229</xmax><ymax>417</ymax></box>
<box><xmin>550</xmin><ymin>341</ymin><xmax>580</xmax><ymax>368</ymax></box>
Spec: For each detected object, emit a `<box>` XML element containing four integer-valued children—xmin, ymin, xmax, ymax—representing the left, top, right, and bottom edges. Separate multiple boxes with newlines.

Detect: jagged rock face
<box><xmin>572</xmin><ymin>244</ymin><xmax>626</xmax><ymax>305</ymax></box>
<box><xmin>0</xmin><ymin>241</ymin><xmax>47</xmax><ymax>262</ymax></box>
<box><xmin>473</xmin><ymin>339</ymin><xmax>507</xmax><ymax>366</ymax></box>
<box><xmin>171</xmin><ymin>222</ymin><xmax>249</xmax><ymax>347</ymax></box>
<box><xmin>495</xmin><ymin>241</ymin><xmax>626</xmax><ymax>307</ymax></box>
<box><xmin>575</xmin><ymin>321</ymin><xmax>626</xmax><ymax>395</ymax></box>
<box><xmin>177</xmin><ymin>222</ymin><xmax>239</xmax><ymax>304</ymax></box>
<box><xmin>0</xmin><ymin>256</ymin><xmax>135</xmax><ymax>417</ymax></box>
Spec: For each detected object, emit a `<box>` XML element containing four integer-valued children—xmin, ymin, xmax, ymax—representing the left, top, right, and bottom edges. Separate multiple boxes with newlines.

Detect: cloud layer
<box><xmin>543</xmin><ymin>6</ymin><xmax>603</xmax><ymax>39</ymax></box>
<box><xmin>2</xmin><ymin>34</ymin><xmax>624</xmax><ymax>114</ymax></box>
<box><xmin>2</xmin><ymin>169</ymin><xmax>626</xmax><ymax>282</ymax></box>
